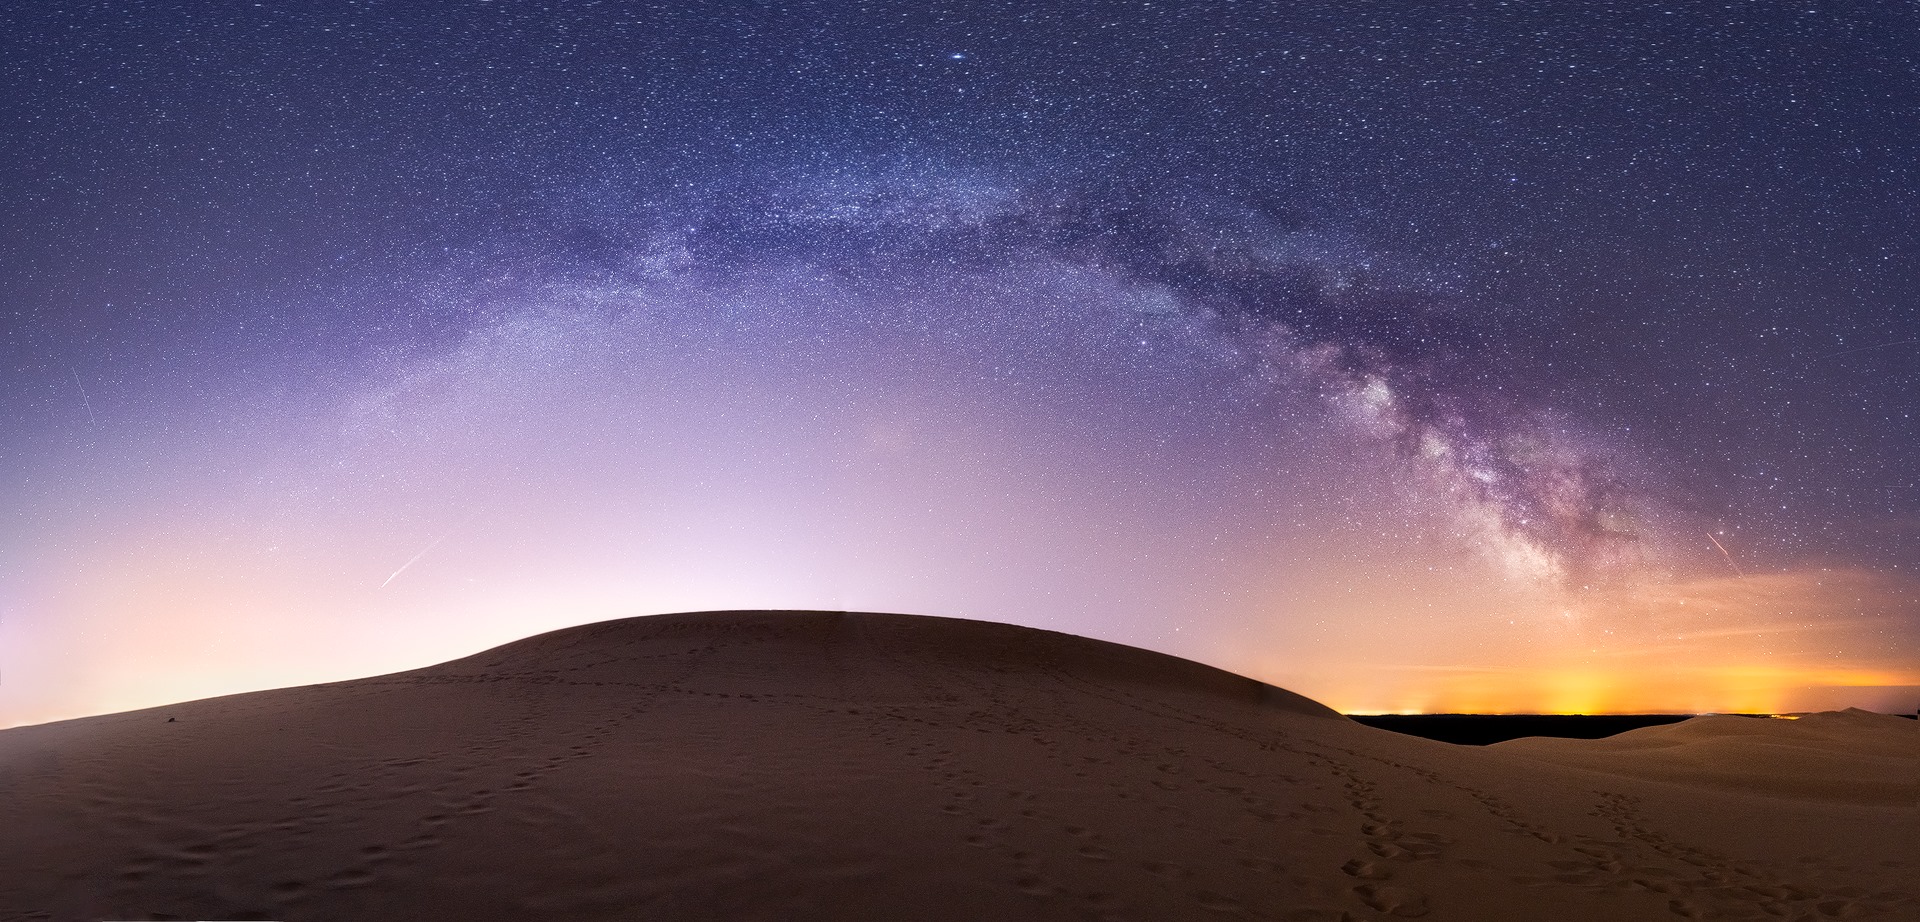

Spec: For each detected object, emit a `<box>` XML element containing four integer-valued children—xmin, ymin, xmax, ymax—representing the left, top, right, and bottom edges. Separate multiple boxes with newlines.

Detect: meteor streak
<box><xmin>381</xmin><ymin>510</ymin><xmax>485</xmax><ymax>587</ymax></box>
<box><xmin>71</xmin><ymin>370</ymin><xmax>96</xmax><ymax>428</ymax></box>
<box><xmin>382</xmin><ymin>531</ymin><xmax>455</xmax><ymax>588</ymax></box>
<box><xmin>1819</xmin><ymin>338</ymin><xmax>1917</xmax><ymax>359</ymax></box>
<box><xmin>1706</xmin><ymin>532</ymin><xmax>1744</xmax><ymax>578</ymax></box>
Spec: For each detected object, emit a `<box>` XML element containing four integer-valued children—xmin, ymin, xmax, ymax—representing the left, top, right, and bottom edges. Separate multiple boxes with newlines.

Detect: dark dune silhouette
<box><xmin>1</xmin><ymin>611</ymin><xmax>1912</xmax><ymax>921</ymax></box>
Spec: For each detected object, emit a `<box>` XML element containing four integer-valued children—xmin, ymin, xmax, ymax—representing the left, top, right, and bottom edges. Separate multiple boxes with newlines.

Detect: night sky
<box><xmin>5</xmin><ymin>1</ymin><xmax>1917</xmax><ymax>726</ymax></box>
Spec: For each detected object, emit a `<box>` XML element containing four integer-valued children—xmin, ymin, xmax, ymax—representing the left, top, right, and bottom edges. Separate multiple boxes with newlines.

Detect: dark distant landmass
<box><xmin>1352</xmin><ymin>713</ymin><xmax>1920</xmax><ymax>745</ymax></box>
<box><xmin>1349</xmin><ymin>713</ymin><xmax>1701</xmax><ymax>745</ymax></box>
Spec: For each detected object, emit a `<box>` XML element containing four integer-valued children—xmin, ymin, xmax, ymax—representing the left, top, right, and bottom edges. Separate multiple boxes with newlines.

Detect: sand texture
<box><xmin>1</xmin><ymin>610</ymin><xmax>1913</xmax><ymax>921</ymax></box>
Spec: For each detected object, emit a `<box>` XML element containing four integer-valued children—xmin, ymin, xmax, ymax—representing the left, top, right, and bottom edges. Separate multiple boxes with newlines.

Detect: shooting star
<box><xmin>382</xmin><ymin>530</ymin><xmax>455</xmax><ymax>588</ymax></box>
<box><xmin>71</xmin><ymin>370</ymin><xmax>96</xmax><ymax>428</ymax></box>
<box><xmin>1705</xmin><ymin>532</ymin><xmax>1744</xmax><ymax>578</ymax></box>
<box><xmin>380</xmin><ymin>510</ymin><xmax>483</xmax><ymax>587</ymax></box>
<box><xmin>1819</xmin><ymin>338</ymin><xmax>1916</xmax><ymax>359</ymax></box>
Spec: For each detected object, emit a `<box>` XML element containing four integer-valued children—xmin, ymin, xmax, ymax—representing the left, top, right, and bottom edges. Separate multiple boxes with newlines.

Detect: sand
<box><xmin>0</xmin><ymin>610</ymin><xmax>1912</xmax><ymax>921</ymax></box>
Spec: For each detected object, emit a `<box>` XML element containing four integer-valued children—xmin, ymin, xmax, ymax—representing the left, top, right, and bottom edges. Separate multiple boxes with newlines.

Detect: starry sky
<box><xmin>4</xmin><ymin>1</ymin><xmax>1918</xmax><ymax>726</ymax></box>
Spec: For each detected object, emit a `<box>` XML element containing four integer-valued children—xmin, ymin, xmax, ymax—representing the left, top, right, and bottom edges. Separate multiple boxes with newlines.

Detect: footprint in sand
<box><xmin>1013</xmin><ymin>874</ymin><xmax>1053</xmax><ymax>896</ymax></box>
<box><xmin>1354</xmin><ymin>882</ymin><xmax>1430</xmax><ymax>917</ymax></box>
<box><xmin>324</xmin><ymin>866</ymin><xmax>379</xmax><ymax>889</ymax></box>
<box><xmin>1342</xmin><ymin>858</ymin><xmax>1392</xmax><ymax>880</ymax></box>
<box><xmin>1667</xmin><ymin>897</ymin><xmax>1704</xmax><ymax>918</ymax></box>
<box><xmin>1141</xmin><ymin>860</ymin><xmax>1191</xmax><ymax>880</ymax></box>
<box><xmin>1368</xmin><ymin>841</ymin><xmax>1413</xmax><ymax>860</ymax></box>
<box><xmin>1193</xmin><ymin>889</ymin><xmax>1242</xmax><ymax>912</ymax></box>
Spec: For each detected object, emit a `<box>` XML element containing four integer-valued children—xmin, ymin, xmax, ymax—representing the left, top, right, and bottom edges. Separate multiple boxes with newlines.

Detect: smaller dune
<box><xmin>1495</xmin><ymin>708</ymin><xmax>1919</xmax><ymax>805</ymax></box>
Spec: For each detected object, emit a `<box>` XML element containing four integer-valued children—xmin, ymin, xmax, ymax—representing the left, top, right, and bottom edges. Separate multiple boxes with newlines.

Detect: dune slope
<box><xmin>1</xmin><ymin>610</ymin><xmax>1913</xmax><ymax>921</ymax></box>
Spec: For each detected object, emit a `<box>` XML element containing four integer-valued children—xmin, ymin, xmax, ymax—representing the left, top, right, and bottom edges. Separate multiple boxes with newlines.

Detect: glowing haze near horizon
<box><xmin>5</xmin><ymin>2</ymin><xmax>1918</xmax><ymax>727</ymax></box>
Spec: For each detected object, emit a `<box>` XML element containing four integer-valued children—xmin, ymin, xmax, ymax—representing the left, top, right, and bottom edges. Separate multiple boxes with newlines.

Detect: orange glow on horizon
<box><xmin>1308</xmin><ymin>665</ymin><xmax>1920</xmax><ymax>715</ymax></box>
<box><xmin>1233</xmin><ymin>564</ymin><xmax>1920</xmax><ymax>717</ymax></box>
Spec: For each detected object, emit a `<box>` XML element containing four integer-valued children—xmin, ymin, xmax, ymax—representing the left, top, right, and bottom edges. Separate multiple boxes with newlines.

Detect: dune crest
<box><xmin>1</xmin><ymin>611</ymin><xmax>1912</xmax><ymax>921</ymax></box>
<box><xmin>429</xmin><ymin>609</ymin><xmax>1342</xmax><ymax>719</ymax></box>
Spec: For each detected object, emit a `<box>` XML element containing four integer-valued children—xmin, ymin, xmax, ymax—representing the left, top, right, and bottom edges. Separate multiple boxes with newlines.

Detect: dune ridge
<box><xmin>427</xmin><ymin>609</ymin><xmax>1342</xmax><ymax>718</ymax></box>
<box><xmin>1</xmin><ymin>610</ymin><xmax>1912</xmax><ymax>921</ymax></box>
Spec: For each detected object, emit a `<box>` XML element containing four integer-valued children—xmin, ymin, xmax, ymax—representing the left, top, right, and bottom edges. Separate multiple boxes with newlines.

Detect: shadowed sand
<box><xmin>1</xmin><ymin>610</ymin><xmax>1912</xmax><ymax>921</ymax></box>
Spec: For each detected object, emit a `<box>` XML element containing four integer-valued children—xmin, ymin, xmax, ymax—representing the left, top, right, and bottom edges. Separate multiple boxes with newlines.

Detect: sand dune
<box><xmin>1</xmin><ymin>610</ymin><xmax>1912</xmax><ymax>921</ymax></box>
<box><xmin>1496</xmin><ymin>709</ymin><xmax>1918</xmax><ymax>806</ymax></box>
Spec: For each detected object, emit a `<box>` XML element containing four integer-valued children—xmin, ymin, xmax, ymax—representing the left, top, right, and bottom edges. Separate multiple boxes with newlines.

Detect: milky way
<box><xmin>4</xmin><ymin>2</ymin><xmax>1917</xmax><ymax>724</ymax></box>
<box><xmin>491</xmin><ymin>173</ymin><xmax>1662</xmax><ymax>588</ymax></box>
